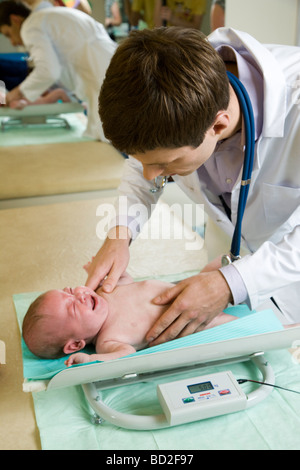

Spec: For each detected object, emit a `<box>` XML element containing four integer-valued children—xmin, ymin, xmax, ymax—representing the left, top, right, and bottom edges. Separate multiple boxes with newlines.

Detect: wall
<box><xmin>0</xmin><ymin>0</ymin><xmax>213</xmax><ymax>53</ymax></box>
<box><xmin>0</xmin><ymin>35</ymin><xmax>16</xmax><ymax>53</ymax></box>
<box><xmin>225</xmin><ymin>0</ymin><xmax>300</xmax><ymax>46</ymax></box>
<box><xmin>89</xmin><ymin>0</ymin><xmax>105</xmax><ymax>23</ymax></box>
<box><xmin>91</xmin><ymin>0</ymin><xmax>213</xmax><ymax>35</ymax></box>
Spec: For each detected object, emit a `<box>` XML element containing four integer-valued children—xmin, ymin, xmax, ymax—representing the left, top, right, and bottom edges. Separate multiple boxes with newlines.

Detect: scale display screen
<box><xmin>187</xmin><ymin>381</ymin><xmax>214</xmax><ymax>394</ymax></box>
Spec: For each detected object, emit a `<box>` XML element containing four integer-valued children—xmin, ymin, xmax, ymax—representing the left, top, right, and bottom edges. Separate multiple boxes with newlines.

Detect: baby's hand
<box><xmin>65</xmin><ymin>352</ymin><xmax>91</xmax><ymax>367</ymax></box>
<box><xmin>83</xmin><ymin>256</ymin><xmax>95</xmax><ymax>274</ymax></box>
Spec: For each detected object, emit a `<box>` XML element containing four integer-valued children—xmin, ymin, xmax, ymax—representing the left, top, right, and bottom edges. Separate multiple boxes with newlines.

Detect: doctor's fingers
<box><xmin>148</xmin><ymin>284</ymin><xmax>195</xmax><ymax>342</ymax></box>
<box><xmin>85</xmin><ymin>267</ymin><xmax>109</xmax><ymax>291</ymax></box>
<box><xmin>153</xmin><ymin>282</ymin><xmax>185</xmax><ymax>305</ymax></box>
<box><xmin>85</xmin><ymin>254</ymin><xmax>116</xmax><ymax>290</ymax></box>
<box><xmin>146</xmin><ymin>295</ymin><xmax>200</xmax><ymax>345</ymax></box>
<box><xmin>85</xmin><ymin>243</ymin><xmax>129</xmax><ymax>290</ymax></box>
<box><xmin>147</xmin><ymin>308</ymin><xmax>202</xmax><ymax>346</ymax></box>
<box><xmin>86</xmin><ymin>261</ymin><xmax>124</xmax><ymax>292</ymax></box>
<box><xmin>100</xmin><ymin>263</ymin><xmax>127</xmax><ymax>293</ymax></box>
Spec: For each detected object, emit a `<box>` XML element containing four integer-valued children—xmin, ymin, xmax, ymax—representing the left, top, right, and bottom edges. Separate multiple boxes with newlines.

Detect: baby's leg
<box><xmin>203</xmin><ymin>312</ymin><xmax>237</xmax><ymax>330</ymax></box>
<box><xmin>9</xmin><ymin>89</ymin><xmax>71</xmax><ymax>109</ymax></box>
<box><xmin>36</xmin><ymin>88</ymin><xmax>71</xmax><ymax>104</ymax></box>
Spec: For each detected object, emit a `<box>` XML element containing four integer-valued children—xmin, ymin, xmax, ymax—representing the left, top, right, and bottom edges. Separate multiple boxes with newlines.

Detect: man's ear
<box><xmin>63</xmin><ymin>339</ymin><xmax>86</xmax><ymax>354</ymax></box>
<box><xmin>9</xmin><ymin>14</ymin><xmax>24</xmax><ymax>26</ymax></box>
<box><xmin>211</xmin><ymin>110</ymin><xmax>230</xmax><ymax>137</ymax></box>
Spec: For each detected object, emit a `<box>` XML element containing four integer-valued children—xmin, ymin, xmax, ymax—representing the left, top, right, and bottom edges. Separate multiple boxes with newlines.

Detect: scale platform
<box><xmin>0</xmin><ymin>102</ymin><xmax>85</xmax><ymax>131</ymax></box>
<box><xmin>45</xmin><ymin>323</ymin><xmax>300</xmax><ymax>430</ymax></box>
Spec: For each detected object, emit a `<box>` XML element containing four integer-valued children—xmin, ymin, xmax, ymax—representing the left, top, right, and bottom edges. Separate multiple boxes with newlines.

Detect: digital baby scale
<box><xmin>157</xmin><ymin>370</ymin><xmax>247</xmax><ymax>426</ymax></box>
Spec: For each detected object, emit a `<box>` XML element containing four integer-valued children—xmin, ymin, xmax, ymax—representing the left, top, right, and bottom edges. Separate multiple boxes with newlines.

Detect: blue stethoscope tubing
<box><xmin>226</xmin><ymin>71</ymin><xmax>256</xmax><ymax>259</ymax></box>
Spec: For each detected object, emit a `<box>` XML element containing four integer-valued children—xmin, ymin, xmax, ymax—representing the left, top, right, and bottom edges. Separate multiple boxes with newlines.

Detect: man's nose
<box><xmin>143</xmin><ymin>166</ymin><xmax>163</xmax><ymax>181</ymax></box>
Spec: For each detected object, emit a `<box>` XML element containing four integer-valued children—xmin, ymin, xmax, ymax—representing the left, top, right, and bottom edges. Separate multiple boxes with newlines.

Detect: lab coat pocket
<box><xmin>262</xmin><ymin>183</ymin><xmax>300</xmax><ymax>229</ymax></box>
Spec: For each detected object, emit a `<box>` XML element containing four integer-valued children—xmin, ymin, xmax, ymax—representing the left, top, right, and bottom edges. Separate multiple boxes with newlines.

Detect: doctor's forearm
<box><xmin>19</xmin><ymin>75</ymin><xmax>55</xmax><ymax>103</ymax></box>
<box><xmin>18</xmin><ymin>46</ymin><xmax>61</xmax><ymax>102</ymax></box>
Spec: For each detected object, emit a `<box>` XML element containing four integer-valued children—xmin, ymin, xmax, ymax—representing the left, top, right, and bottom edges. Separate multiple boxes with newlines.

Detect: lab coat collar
<box><xmin>208</xmin><ymin>28</ymin><xmax>286</xmax><ymax>138</ymax></box>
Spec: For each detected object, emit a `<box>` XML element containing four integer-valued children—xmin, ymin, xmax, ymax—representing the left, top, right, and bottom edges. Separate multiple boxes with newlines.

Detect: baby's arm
<box><xmin>65</xmin><ymin>341</ymin><xmax>136</xmax><ymax>366</ymax></box>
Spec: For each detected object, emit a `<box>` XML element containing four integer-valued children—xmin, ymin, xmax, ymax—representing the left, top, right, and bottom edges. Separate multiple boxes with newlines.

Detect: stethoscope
<box><xmin>149</xmin><ymin>175</ymin><xmax>169</xmax><ymax>193</ymax></box>
<box><xmin>149</xmin><ymin>71</ymin><xmax>255</xmax><ymax>266</ymax></box>
<box><xmin>221</xmin><ymin>71</ymin><xmax>255</xmax><ymax>265</ymax></box>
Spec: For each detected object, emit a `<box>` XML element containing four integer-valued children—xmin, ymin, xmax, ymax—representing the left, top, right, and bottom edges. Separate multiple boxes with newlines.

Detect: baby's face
<box><xmin>42</xmin><ymin>286</ymin><xmax>108</xmax><ymax>340</ymax></box>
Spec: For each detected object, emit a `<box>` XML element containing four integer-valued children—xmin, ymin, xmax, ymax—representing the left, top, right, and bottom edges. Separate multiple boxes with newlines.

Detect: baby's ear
<box><xmin>63</xmin><ymin>339</ymin><xmax>86</xmax><ymax>354</ymax></box>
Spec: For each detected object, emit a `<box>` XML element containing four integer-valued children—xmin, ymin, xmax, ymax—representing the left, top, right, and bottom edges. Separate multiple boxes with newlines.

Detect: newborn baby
<box><xmin>8</xmin><ymin>88</ymin><xmax>71</xmax><ymax>110</ymax></box>
<box><xmin>22</xmin><ymin>273</ymin><xmax>236</xmax><ymax>366</ymax></box>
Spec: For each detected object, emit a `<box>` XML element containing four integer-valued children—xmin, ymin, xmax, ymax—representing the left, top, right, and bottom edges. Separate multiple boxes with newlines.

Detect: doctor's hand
<box><xmin>146</xmin><ymin>271</ymin><xmax>233</xmax><ymax>346</ymax></box>
<box><xmin>85</xmin><ymin>226</ymin><xmax>131</xmax><ymax>292</ymax></box>
<box><xmin>5</xmin><ymin>86</ymin><xmax>24</xmax><ymax>106</ymax></box>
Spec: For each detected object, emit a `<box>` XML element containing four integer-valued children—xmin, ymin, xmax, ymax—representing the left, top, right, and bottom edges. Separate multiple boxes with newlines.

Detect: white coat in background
<box><xmin>19</xmin><ymin>7</ymin><xmax>117</xmax><ymax>140</ymax></box>
<box><xmin>113</xmin><ymin>28</ymin><xmax>300</xmax><ymax>324</ymax></box>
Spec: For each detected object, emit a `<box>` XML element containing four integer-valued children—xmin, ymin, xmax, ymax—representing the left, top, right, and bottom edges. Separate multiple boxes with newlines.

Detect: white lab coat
<box><xmin>19</xmin><ymin>7</ymin><xmax>117</xmax><ymax>140</ymax></box>
<box><xmin>113</xmin><ymin>28</ymin><xmax>300</xmax><ymax>323</ymax></box>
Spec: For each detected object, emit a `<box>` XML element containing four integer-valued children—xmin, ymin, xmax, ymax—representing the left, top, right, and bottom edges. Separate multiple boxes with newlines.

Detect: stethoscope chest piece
<box><xmin>221</xmin><ymin>253</ymin><xmax>241</xmax><ymax>266</ymax></box>
<box><xmin>149</xmin><ymin>175</ymin><xmax>168</xmax><ymax>193</ymax></box>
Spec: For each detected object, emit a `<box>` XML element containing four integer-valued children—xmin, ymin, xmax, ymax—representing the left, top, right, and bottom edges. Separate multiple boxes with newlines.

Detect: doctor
<box><xmin>0</xmin><ymin>1</ymin><xmax>117</xmax><ymax>140</ymax></box>
<box><xmin>88</xmin><ymin>27</ymin><xmax>300</xmax><ymax>343</ymax></box>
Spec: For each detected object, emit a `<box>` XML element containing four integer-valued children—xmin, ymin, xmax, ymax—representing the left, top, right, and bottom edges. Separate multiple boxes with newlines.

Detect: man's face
<box><xmin>132</xmin><ymin>129</ymin><xmax>219</xmax><ymax>181</ymax></box>
<box><xmin>0</xmin><ymin>15</ymin><xmax>24</xmax><ymax>46</ymax></box>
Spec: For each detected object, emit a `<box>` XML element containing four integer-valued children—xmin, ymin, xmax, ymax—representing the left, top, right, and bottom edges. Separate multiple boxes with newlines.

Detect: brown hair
<box><xmin>0</xmin><ymin>1</ymin><xmax>30</xmax><ymax>26</ymax></box>
<box><xmin>99</xmin><ymin>27</ymin><xmax>229</xmax><ymax>154</ymax></box>
<box><xmin>22</xmin><ymin>293</ymin><xmax>67</xmax><ymax>359</ymax></box>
